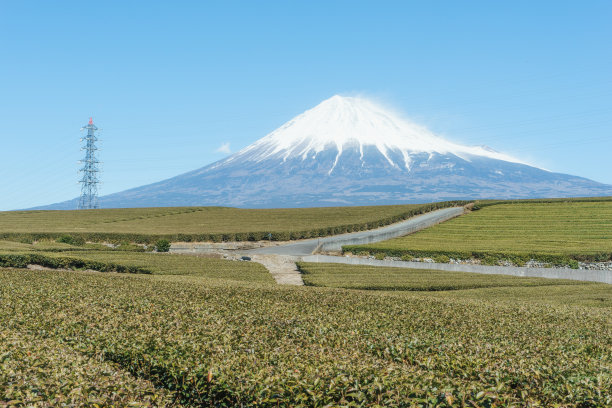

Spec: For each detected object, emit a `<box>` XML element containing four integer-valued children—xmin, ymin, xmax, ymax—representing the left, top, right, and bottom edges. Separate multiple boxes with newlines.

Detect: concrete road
<box><xmin>247</xmin><ymin>206</ymin><xmax>464</xmax><ymax>256</ymax></box>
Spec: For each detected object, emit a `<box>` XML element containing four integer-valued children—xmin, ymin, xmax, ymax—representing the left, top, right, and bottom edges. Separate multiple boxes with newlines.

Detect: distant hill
<box><xmin>37</xmin><ymin>95</ymin><xmax>612</xmax><ymax>209</ymax></box>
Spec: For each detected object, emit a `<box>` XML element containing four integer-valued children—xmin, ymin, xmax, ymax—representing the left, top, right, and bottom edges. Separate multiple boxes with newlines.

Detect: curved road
<box><xmin>246</xmin><ymin>207</ymin><xmax>465</xmax><ymax>256</ymax></box>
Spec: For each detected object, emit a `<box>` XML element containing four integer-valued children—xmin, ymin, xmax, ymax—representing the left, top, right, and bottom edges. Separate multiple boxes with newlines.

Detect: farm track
<box><xmin>250</xmin><ymin>255</ymin><xmax>304</xmax><ymax>285</ymax></box>
<box><xmin>170</xmin><ymin>207</ymin><xmax>465</xmax><ymax>285</ymax></box>
<box><xmin>241</xmin><ymin>204</ymin><xmax>611</xmax><ymax>285</ymax></box>
<box><xmin>243</xmin><ymin>207</ymin><xmax>465</xmax><ymax>285</ymax></box>
<box><xmin>170</xmin><ymin>202</ymin><xmax>612</xmax><ymax>285</ymax></box>
<box><xmin>246</xmin><ymin>206</ymin><xmax>465</xmax><ymax>256</ymax></box>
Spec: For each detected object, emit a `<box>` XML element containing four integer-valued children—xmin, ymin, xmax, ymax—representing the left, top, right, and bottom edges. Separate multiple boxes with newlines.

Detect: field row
<box><xmin>0</xmin><ymin>268</ymin><xmax>609</xmax><ymax>406</ymax></box>
<box><xmin>0</xmin><ymin>250</ymin><xmax>274</xmax><ymax>284</ymax></box>
<box><xmin>297</xmin><ymin>262</ymin><xmax>589</xmax><ymax>291</ymax></box>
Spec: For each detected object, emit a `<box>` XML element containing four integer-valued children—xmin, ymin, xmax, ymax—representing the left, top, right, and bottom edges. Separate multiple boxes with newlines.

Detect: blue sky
<box><xmin>0</xmin><ymin>1</ymin><xmax>610</xmax><ymax>211</ymax></box>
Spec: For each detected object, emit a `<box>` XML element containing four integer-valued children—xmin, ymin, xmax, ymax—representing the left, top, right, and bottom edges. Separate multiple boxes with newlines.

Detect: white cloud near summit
<box><xmin>215</xmin><ymin>142</ymin><xmax>231</xmax><ymax>154</ymax></box>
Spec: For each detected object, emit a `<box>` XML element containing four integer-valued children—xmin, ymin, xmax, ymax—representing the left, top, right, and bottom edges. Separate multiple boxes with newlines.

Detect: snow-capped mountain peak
<box><xmin>223</xmin><ymin>95</ymin><xmax>526</xmax><ymax>173</ymax></box>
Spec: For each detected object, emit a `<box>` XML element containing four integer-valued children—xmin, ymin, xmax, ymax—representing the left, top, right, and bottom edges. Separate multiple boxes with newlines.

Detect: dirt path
<box><xmin>250</xmin><ymin>255</ymin><xmax>304</xmax><ymax>286</ymax></box>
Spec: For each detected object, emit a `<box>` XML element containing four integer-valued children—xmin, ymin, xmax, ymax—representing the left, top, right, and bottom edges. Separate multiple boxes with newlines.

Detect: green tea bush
<box><xmin>482</xmin><ymin>256</ymin><xmax>499</xmax><ymax>266</ymax></box>
<box><xmin>56</xmin><ymin>234</ymin><xmax>85</xmax><ymax>246</ymax></box>
<box><xmin>433</xmin><ymin>254</ymin><xmax>450</xmax><ymax>263</ymax></box>
<box><xmin>0</xmin><ymin>268</ymin><xmax>609</xmax><ymax>407</ymax></box>
<box><xmin>155</xmin><ymin>239</ymin><xmax>171</xmax><ymax>252</ymax></box>
<box><xmin>0</xmin><ymin>328</ymin><xmax>172</xmax><ymax>406</ymax></box>
<box><xmin>0</xmin><ymin>253</ymin><xmax>151</xmax><ymax>274</ymax></box>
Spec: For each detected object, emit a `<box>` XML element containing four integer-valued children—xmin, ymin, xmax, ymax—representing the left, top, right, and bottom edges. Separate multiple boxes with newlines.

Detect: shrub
<box><xmin>482</xmin><ymin>256</ymin><xmax>499</xmax><ymax>266</ymax></box>
<box><xmin>56</xmin><ymin>235</ymin><xmax>85</xmax><ymax>246</ymax></box>
<box><xmin>155</xmin><ymin>239</ymin><xmax>171</xmax><ymax>253</ymax></box>
<box><xmin>433</xmin><ymin>255</ymin><xmax>450</xmax><ymax>263</ymax></box>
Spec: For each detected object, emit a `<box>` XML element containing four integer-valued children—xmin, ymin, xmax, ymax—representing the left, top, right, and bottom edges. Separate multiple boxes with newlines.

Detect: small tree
<box><xmin>155</xmin><ymin>239</ymin><xmax>171</xmax><ymax>252</ymax></box>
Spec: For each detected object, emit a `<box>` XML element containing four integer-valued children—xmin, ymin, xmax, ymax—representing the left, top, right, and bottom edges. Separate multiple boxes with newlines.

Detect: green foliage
<box><xmin>482</xmin><ymin>255</ymin><xmax>499</xmax><ymax>266</ymax></box>
<box><xmin>432</xmin><ymin>254</ymin><xmax>450</xmax><ymax>263</ymax></box>
<box><xmin>0</xmin><ymin>328</ymin><xmax>173</xmax><ymax>406</ymax></box>
<box><xmin>52</xmin><ymin>250</ymin><xmax>274</xmax><ymax>283</ymax></box>
<box><xmin>56</xmin><ymin>234</ymin><xmax>85</xmax><ymax>246</ymax></box>
<box><xmin>0</xmin><ymin>249</ymin><xmax>273</xmax><ymax>283</ymax></box>
<box><xmin>374</xmin><ymin>252</ymin><xmax>386</xmax><ymax>260</ymax></box>
<box><xmin>0</xmin><ymin>253</ymin><xmax>152</xmax><ymax>274</ymax></box>
<box><xmin>346</xmin><ymin>200</ymin><xmax>612</xmax><ymax>265</ymax></box>
<box><xmin>0</xmin><ymin>201</ymin><xmax>469</xmax><ymax>244</ymax></box>
<box><xmin>155</xmin><ymin>239</ymin><xmax>171</xmax><ymax>252</ymax></box>
<box><xmin>0</xmin><ymin>268</ymin><xmax>609</xmax><ymax>406</ymax></box>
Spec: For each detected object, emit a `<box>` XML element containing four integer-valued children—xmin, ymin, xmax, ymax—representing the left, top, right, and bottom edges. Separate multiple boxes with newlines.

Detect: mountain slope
<box><xmin>39</xmin><ymin>95</ymin><xmax>612</xmax><ymax>209</ymax></box>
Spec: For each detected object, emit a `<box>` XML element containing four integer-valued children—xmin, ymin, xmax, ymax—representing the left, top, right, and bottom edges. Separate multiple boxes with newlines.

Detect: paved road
<box><xmin>246</xmin><ymin>207</ymin><xmax>465</xmax><ymax>256</ymax></box>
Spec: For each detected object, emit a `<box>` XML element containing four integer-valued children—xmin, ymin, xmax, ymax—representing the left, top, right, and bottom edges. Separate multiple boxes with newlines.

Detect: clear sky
<box><xmin>1</xmin><ymin>1</ymin><xmax>610</xmax><ymax>211</ymax></box>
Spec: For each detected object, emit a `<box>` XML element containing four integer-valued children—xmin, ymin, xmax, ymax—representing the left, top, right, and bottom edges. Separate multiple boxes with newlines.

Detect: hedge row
<box><xmin>0</xmin><ymin>201</ymin><xmax>470</xmax><ymax>245</ymax></box>
<box><xmin>471</xmin><ymin>196</ymin><xmax>612</xmax><ymax>211</ymax></box>
<box><xmin>342</xmin><ymin>246</ymin><xmax>612</xmax><ymax>267</ymax></box>
<box><xmin>0</xmin><ymin>253</ymin><xmax>152</xmax><ymax>274</ymax></box>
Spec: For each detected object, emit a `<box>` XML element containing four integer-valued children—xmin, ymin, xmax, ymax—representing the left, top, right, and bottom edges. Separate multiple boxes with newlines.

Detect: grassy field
<box><xmin>0</xmin><ymin>201</ymin><xmax>466</xmax><ymax>243</ymax></box>
<box><xmin>1</xmin><ymin>262</ymin><xmax>610</xmax><ymax>406</ymax></box>
<box><xmin>345</xmin><ymin>200</ymin><xmax>612</xmax><ymax>264</ymax></box>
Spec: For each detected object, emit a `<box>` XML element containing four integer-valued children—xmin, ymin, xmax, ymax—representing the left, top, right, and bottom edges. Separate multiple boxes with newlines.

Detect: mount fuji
<box><xmin>42</xmin><ymin>95</ymin><xmax>612</xmax><ymax>209</ymax></box>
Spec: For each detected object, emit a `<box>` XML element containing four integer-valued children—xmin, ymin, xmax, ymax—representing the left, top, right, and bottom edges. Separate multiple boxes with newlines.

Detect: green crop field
<box><xmin>0</xmin><ymin>201</ymin><xmax>466</xmax><ymax>244</ymax></box>
<box><xmin>297</xmin><ymin>262</ymin><xmax>591</xmax><ymax>291</ymax></box>
<box><xmin>0</xmin><ymin>249</ymin><xmax>273</xmax><ymax>283</ymax></box>
<box><xmin>1</xmin><ymin>259</ymin><xmax>611</xmax><ymax>406</ymax></box>
<box><xmin>345</xmin><ymin>200</ymin><xmax>612</xmax><ymax>264</ymax></box>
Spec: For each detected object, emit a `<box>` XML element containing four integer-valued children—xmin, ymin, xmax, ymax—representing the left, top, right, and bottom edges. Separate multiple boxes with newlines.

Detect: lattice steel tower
<box><xmin>78</xmin><ymin>117</ymin><xmax>101</xmax><ymax>209</ymax></box>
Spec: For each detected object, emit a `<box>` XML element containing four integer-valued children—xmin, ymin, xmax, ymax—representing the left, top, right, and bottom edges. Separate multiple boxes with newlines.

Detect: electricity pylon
<box><xmin>78</xmin><ymin>117</ymin><xmax>101</xmax><ymax>209</ymax></box>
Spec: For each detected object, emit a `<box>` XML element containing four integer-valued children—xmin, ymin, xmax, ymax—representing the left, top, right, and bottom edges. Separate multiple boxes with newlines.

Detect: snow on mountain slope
<box><xmin>218</xmin><ymin>95</ymin><xmax>528</xmax><ymax>174</ymax></box>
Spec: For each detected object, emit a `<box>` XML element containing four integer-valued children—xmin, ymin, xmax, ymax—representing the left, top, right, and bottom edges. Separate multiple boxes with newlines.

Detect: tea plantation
<box><xmin>1</xmin><ymin>200</ymin><xmax>611</xmax><ymax>406</ymax></box>
<box><xmin>0</xmin><ymin>201</ymin><xmax>465</xmax><ymax>244</ymax></box>
<box><xmin>345</xmin><ymin>199</ymin><xmax>612</xmax><ymax>265</ymax></box>
<box><xmin>1</xmin><ymin>257</ymin><xmax>610</xmax><ymax>406</ymax></box>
